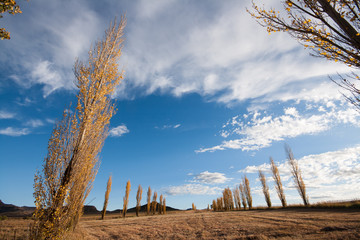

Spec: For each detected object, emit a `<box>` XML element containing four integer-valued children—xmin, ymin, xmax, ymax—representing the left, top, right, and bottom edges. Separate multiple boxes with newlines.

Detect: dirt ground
<box><xmin>1</xmin><ymin>208</ymin><xmax>360</xmax><ymax>239</ymax></box>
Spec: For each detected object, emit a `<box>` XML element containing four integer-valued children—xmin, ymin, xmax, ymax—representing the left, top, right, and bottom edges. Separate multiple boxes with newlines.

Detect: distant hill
<box><xmin>0</xmin><ymin>200</ymin><xmax>35</xmax><ymax>217</ymax></box>
<box><xmin>0</xmin><ymin>200</ymin><xmax>179</xmax><ymax>217</ymax></box>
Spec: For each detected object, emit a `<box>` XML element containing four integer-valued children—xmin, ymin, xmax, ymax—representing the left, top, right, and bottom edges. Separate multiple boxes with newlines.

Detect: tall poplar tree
<box><xmin>31</xmin><ymin>17</ymin><xmax>126</xmax><ymax>239</ymax></box>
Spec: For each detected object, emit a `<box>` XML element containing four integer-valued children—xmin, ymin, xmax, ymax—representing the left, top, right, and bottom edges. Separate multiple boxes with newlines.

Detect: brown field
<box><xmin>1</xmin><ymin>208</ymin><xmax>360</xmax><ymax>239</ymax></box>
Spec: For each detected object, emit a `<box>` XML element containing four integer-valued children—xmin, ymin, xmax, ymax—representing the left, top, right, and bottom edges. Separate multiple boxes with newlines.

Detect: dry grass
<box><xmin>2</xmin><ymin>207</ymin><xmax>360</xmax><ymax>239</ymax></box>
<box><xmin>70</xmin><ymin>208</ymin><xmax>360</xmax><ymax>239</ymax></box>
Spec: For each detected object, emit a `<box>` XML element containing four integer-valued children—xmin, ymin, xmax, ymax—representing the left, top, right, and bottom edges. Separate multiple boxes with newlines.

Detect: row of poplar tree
<box><xmin>101</xmin><ymin>179</ymin><xmax>167</xmax><ymax>220</ymax></box>
<box><xmin>212</xmin><ymin>145</ymin><xmax>309</xmax><ymax>211</ymax></box>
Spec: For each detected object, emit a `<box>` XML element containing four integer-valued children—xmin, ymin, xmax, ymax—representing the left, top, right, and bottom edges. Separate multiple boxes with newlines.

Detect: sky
<box><xmin>0</xmin><ymin>0</ymin><xmax>360</xmax><ymax>211</ymax></box>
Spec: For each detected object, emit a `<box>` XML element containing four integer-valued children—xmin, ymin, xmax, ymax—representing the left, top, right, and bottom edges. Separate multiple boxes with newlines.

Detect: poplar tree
<box><xmin>239</xmin><ymin>184</ymin><xmax>248</xmax><ymax>209</ymax></box>
<box><xmin>146</xmin><ymin>186</ymin><xmax>151</xmax><ymax>215</ymax></box>
<box><xmin>270</xmin><ymin>157</ymin><xmax>287</xmax><ymax>207</ymax></box>
<box><xmin>101</xmin><ymin>175</ymin><xmax>112</xmax><ymax>220</ymax></box>
<box><xmin>122</xmin><ymin>180</ymin><xmax>131</xmax><ymax>218</ymax></box>
<box><xmin>286</xmin><ymin>145</ymin><xmax>309</xmax><ymax>206</ymax></box>
<box><xmin>152</xmin><ymin>191</ymin><xmax>157</xmax><ymax>215</ymax></box>
<box><xmin>243</xmin><ymin>176</ymin><xmax>253</xmax><ymax>209</ymax></box>
<box><xmin>136</xmin><ymin>185</ymin><xmax>142</xmax><ymax>217</ymax></box>
<box><xmin>259</xmin><ymin>170</ymin><xmax>272</xmax><ymax>208</ymax></box>
<box><xmin>31</xmin><ymin>17</ymin><xmax>126</xmax><ymax>239</ymax></box>
<box><xmin>162</xmin><ymin>198</ymin><xmax>166</xmax><ymax>214</ymax></box>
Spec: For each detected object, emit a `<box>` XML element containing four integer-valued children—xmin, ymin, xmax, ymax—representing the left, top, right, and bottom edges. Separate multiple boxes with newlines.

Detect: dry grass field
<box><xmin>1</xmin><ymin>208</ymin><xmax>360</xmax><ymax>239</ymax></box>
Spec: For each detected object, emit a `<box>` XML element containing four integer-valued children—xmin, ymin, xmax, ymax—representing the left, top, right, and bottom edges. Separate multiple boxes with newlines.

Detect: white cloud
<box><xmin>29</xmin><ymin>61</ymin><xmax>69</xmax><ymax>97</ymax></box>
<box><xmin>197</xmin><ymin>103</ymin><xmax>360</xmax><ymax>153</ymax></box>
<box><xmin>1</xmin><ymin>0</ymin><xmax>101</xmax><ymax>97</ymax></box>
<box><xmin>109</xmin><ymin>124</ymin><xmax>129</xmax><ymax>137</ymax></box>
<box><xmin>164</xmin><ymin>183</ymin><xmax>221</xmax><ymax>196</ymax></box>
<box><xmin>192</xmin><ymin>171</ymin><xmax>231</xmax><ymax>184</ymax></box>
<box><xmin>0</xmin><ymin>127</ymin><xmax>31</xmax><ymax>137</ymax></box>
<box><xmin>115</xmin><ymin>0</ymin><xmax>352</xmax><ymax>105</ymax></box>
<box><xmin>0</xmin><ymin>110</ymin><xmax>16</xmax><ymax>119</ymax></box>
<box><xmin>25</xmin><ymin>119</ymin><xmax>44</xmax><ymax>128</ymax></box>
<box><xmin>156</xmin><ymin>124</ymin><xmax>181</xmax><ymax>130</ymax></box>
<box><xmin>1</xmin><ymin>0</ymin><xmax>354</xmax><ymax>104</ymax></box>
<box><xmin>238</xmin><ymin>145</ymin><xmax>360</xmax><ymax>202</ymax></box>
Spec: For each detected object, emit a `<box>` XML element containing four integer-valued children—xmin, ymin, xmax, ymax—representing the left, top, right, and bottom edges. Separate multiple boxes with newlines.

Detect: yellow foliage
<box><xmin>31</xmin><ymin>17</ymin><xmax>126</xmax><ymax>239</ymax></box>
<box><xmin>0</xmin><ymin>0</ymin><xmax>24</xmax><ymax>39</ymax></box>
<box><xmin>249</xmin><ymin>0</ymin><xmax>360</xmax><ymax>68</ymax></box>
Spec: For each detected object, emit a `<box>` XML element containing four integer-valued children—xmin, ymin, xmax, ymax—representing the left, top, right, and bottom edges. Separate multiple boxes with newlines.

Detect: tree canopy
<box><xmin>0</xmin><ymin>0</ymin><xmax>23</xmax><ymax>39</ymax></box>
<box><xmin>249</xmin><ymin>0</ymin><xmax>360</xmax><ymax>109</ymax></box>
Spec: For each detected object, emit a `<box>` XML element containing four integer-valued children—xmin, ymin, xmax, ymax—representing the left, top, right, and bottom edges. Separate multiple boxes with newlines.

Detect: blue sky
<box><xmin>1</xmin><ymin>0</ymin><xmax>360</xmax><ymax>211</ymax></box>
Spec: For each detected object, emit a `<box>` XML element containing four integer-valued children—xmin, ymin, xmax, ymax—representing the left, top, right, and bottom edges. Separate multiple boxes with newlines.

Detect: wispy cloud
<box><xmin>109</xmin><ymin>124</ymin><xmax>129</xmax><ymax>137</ymax></box>
<box><xmin>164</xmin><ymin>183</ymin><xmax>221</xmax><ymax>196</ymax></box>
<box><xmin>0</xmin><ymin>110</ymin><xmax>16</xmax><ymax>119</ymax></box>
<box><xmin>1</xmin><ymin>0</ymin><xmax>352</xmax><ymax>104</ymax></box>
<box><xmin>2</xmin><ymin>0</ymin><xmax>102</xmax><ymax>97</ymax></box>
<box><xmin>115</xmin><ymin>1</ymin><xmax>350</xmax><ymax>105</ymax></box>
<box><xmin>239</xmin><ymin>145</ymin><xmax>360</xmax><ymax>202</ymax></box>
<box><xmin>155</xmin><ymin>123</ymin><xmax>181</xmax><ymax>130</ymax></box>
<box><xmin>192</xmin><ymin>171</ymin><xmax>231</xmax><ymax>184</ymax></box>
<box><xmin>0</xmin><ymin>127</ymin><xmax>30</xmax><ymax>137</ymax></box>
<box><xmin>24</xmin><ymin>119</ymin><xmax>44</xmax><ymax>128</ymax></box>
<box><xmin>197</xmin><ymin>103</ymin><xmax>360</xmax><ymax>153</ymax></box>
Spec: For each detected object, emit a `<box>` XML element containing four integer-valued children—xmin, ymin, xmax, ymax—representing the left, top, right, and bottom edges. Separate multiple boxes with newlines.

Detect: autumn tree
<box><xmin>286</xmin><ymin>145</ymin><xmax>310</xmax><ymax>206</ymax></box>
<box><xmin>101</xmin><ymin>175</ymin><xmax>112</xmax><ymax>220</ymax></box>
<box><xmin>146</xmin><ymin>186</ymin><xmax>151</xmax><ymax>215</ymax></box>
<box><xmin>162</xmin><ymin>198</ymin><xmax>166</xmax><ymax>214</ymax></box>
<box><xmin>259</xmin><ymin>170</ymin><xmax>272</xmax><ymax>208</ymax></box>
<box><xmin>0</xmin><ymin>0</ymin><xmax>24</xmax><ymax>39</ymax></box>
<box><xmin>243</xmin><ymin>176</ymin><xmax>253</xmax><ymax>209</ymax></box>
<box><xmin>192</xmin><ymin>202</ymin><xmax>196</xmax><ymax>210</ymax></box>
<box><xmin>212</xmin><ymin>199</ymin><xmax>218</xmax><ymax>211</ymax></box>
<box><xmin>158</xmin><ymin>194</ymin><xmax>163</xmax><ymax>214</ymax></box>
<box><xmin>136</xmin><ymin>185</ymin><xmax>142</xmax><ymax>217</ymax></box>
<box><xmin>122</xmin><ymin>180</ymin><xmax>131</xmax><ymax>218</ymax></box>
<box><xmin>222</xmin><ymin>187</ymin><xmax>234</xmax><ymax>211</ymax></box>
<box><xmin>218</xmin><ymin>197</ymin><xmax>224</xmax><ymax>211</ymax></box>
<box><xmin>250</xmin><ymin>0</ymin><xmax>360</xmax><ymax>110</ymax></box>
<box><xmin>152</xmin><ymin>191</ymin><xmax>157</xmax><ymax>215</ymax></box>
<box><xmin>270</xmin><ymin>157</ymin><xmax>287</xmax><ymax>207</ymax></box>
<box><xmin>233</xmin><ymin>187</ymin><xmax>242</xmax><ymax>210</ymax></box>
<box><xmin>30</xmin><ymin>17</ymin><xmax>126</xmax><ymax>240</ymax></box>
<box><xmin>239</xmin><ymin>183</ymin><xmax>248</xmax><ymax>209</ymax></box>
